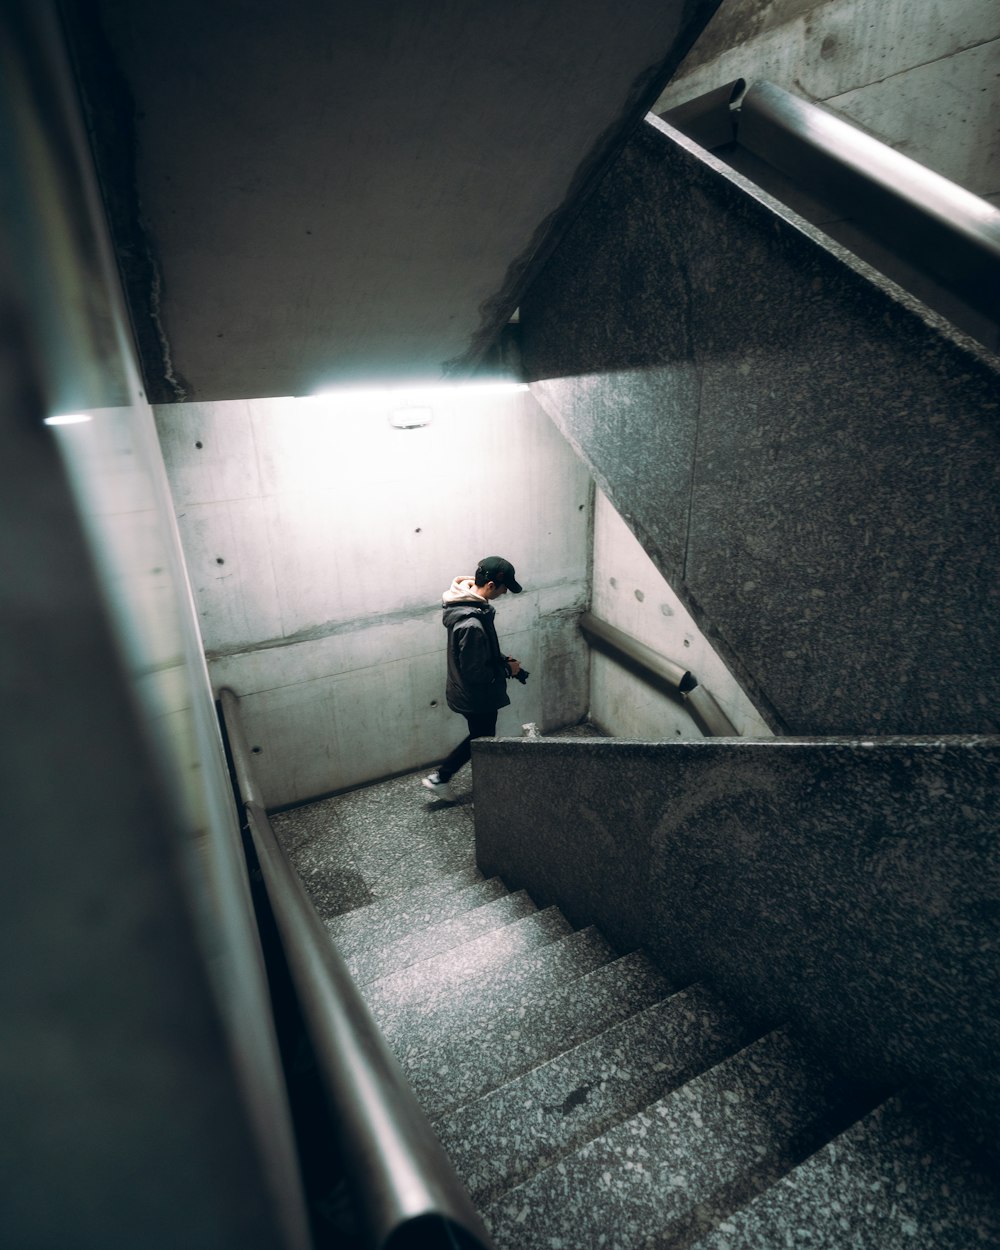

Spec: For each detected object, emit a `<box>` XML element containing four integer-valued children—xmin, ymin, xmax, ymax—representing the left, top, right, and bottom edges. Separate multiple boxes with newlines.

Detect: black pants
<box><xmin>437</xmin><ymin>709</ymin><xmax>498</xmax><ymax>781</ymax></box>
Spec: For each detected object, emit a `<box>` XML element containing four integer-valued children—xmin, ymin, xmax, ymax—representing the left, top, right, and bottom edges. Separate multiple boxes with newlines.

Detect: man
<box><xmin>422</xmin><ymin>556</ymin><xmax>523</xmax><ymax>799</ymax></box>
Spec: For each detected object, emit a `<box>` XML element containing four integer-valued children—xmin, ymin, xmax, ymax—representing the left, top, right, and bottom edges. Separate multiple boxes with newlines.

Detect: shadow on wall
<box><xmin>520</xmin><ymin>116</ymin><xmax>1000</xmax><ymax>737</ymax></box>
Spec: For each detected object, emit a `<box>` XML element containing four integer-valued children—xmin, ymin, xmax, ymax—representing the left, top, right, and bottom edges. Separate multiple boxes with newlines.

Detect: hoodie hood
<box><xmin>441</xmin><ymin>575</ymin><xmax>493</xmax><ymax>628</ymax></box>
<box><xmin>442</xmin><ymin>575</ymin><xmax>482</xmax><ymax>605</ymax></box>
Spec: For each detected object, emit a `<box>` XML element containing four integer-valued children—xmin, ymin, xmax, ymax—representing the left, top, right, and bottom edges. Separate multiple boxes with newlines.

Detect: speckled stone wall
<box><xmin>473</xmin><ymin>735</ymin><xmax>1000</xmax><ymax>1157</ymax></box>
<box><xmin>520</xmin><ymin>115</ymin><xmax>1000</xmax><ymax>736</ymax></box>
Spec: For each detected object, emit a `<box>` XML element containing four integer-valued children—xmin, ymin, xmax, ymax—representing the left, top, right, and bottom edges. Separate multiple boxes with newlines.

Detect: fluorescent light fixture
<box><xmin>44</xmin><ymin>413</ymin><xmax>92</xmax><ymax>426</ymax></box>
<box><xmin>388</xmin><ymin>406</ymin><xmax>433</xmax><ymax>429</ymax></box>
<box><xmin>310</xmin><ymin>379</ymin><xmax>529</xmax><ymax>404</ymax></box>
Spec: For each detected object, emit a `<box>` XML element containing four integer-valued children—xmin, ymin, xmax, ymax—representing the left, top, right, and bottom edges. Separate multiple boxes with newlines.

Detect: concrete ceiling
<box><xmin>62</xmin><ymin>0</ymin><xmax>720</xmax><ymax>403</ymax></box>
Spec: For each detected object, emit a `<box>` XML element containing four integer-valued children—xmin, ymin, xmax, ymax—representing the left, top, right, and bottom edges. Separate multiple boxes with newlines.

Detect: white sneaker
<box><xmin>421</xmin><ymin>771</ymin><xmax>453</xmax><ymax>799</ymax></box>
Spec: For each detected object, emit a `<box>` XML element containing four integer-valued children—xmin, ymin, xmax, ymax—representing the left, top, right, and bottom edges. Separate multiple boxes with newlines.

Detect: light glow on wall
<box><xmin>309</xmin><ymin>379</ymin><xmax>529</xmax><ymax>406</ymax></box>
<box><xmin>44</xmin><ymin>412</ymin><xmax>92</xmax><ymax>426</ymax></box>
<box><xmin>301</xmin><ymin>378</ymin><xmax>531</xmax><ymax>435</ymax></box>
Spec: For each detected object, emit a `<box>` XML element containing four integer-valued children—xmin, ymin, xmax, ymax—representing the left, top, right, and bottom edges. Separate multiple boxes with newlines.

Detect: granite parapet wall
<box><xmin>473</xmin><ymin>734</ymin><xmax>1000</xmax><ymax>1160</ymax></box>
<box><xmin>520</xmin><ymin>115</ymin><xmax>1000</xmax><ymax>736</ymax></box>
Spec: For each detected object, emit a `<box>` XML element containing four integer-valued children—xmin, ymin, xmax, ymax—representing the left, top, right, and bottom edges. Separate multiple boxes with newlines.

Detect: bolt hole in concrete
<box><xmin>430</xmin><ymin>700</ymin><xmax>438</xmax><ymax>707</ymax></box>
<box><xmin>195</xmin><ymin>440</ymin><xmax>203</xmax><ymax>448</ymax></box>
<box><xmin>216</xmin><ymin>557</ymin><xmax>225</xmax><ymax>564</ymax></box>
<box><xmin>252</xmin><ymin>746</ymin><xmax>262</xmax><ymax>754</ymax></box>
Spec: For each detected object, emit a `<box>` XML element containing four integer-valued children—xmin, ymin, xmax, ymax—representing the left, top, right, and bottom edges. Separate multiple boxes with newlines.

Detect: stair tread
<box><xmin>369</xmin><ymin>920</ymin><xmax>615</xmax><ymax>1051</ymax></box>
<box><xmin>353</xmin><ymin>814</ymin><xmax>481</xmax><ymax>901</ymax></box>
<box><xmin>690</xmin><ymin>1091</ymin><xmax>1000</xmax><ymax>1250</ymax></box>
<box><xmin>322</xmin><ymin>864</ymin><xmax>483</xmax><ymax>939</ymax></box>
<box><xmin>483</xmin><ymin>1027</ymin><xmax>851</xmax><ymax>1250</ymax></box>
<box><xmin>345</xmin><ymin>889</ymin><xmax>537</xmax><ymax>984</ymax></box>
<box><xmin>364</xmin><ymin>905</ymin><xmax>575</xmax><ymax>1023</ymax></box>
<box><xmin>328</xmin><ymin>875</ymin><xmax>507</xmax><ymax>961</ymax></box>
<box><xmin>298</xmin><ymin>854</ymin><xmax>481</xmax><ymax>924</ymax></box>
<box><xmin>434</xmin><ymin>982</ymin><xmax>757</xmax><ymax>1207</ymax></box>
<box><xmin>401</xmin><ymin>948</ymin><xmax>673</xmax><ymax>1121</ymax></box>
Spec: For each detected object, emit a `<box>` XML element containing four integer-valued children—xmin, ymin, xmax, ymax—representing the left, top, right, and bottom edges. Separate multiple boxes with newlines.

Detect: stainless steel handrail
<box><xmin>738</xmin><ymin>80</ymin><xmax>1000</xmax><ymax>324</ymax></box>
<box><xmin>662</xmin><ymin>79</ymin><xmax>1000</xmax><ymax>326</ymax></box>
<box><xmin>219</xmin><ymin>688</ymin><xmax>495</xmax><ymax>1250</ymax></box>
<box><xmin>579</xmin><ymin>612</ymin><xmax>737</xmax><ymax>736</ymax></box>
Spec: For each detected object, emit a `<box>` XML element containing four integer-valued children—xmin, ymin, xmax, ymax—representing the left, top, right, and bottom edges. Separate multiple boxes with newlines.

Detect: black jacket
<box><xmin>441</xmin><ymin>576</ymin><xmax>510</xmax><ymax>716</ymax></box>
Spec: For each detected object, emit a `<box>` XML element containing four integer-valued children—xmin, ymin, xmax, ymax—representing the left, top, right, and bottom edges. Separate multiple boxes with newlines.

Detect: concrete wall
<box><xmin>68</xmin><ymin>0</ymin><xmax>723</xmax><ymax>401</ymax></box>
<box><xmin>590</xmin><ymin>487</ymin><xmax>772</xmax><ymax>738</ymax></box>
<box><xmin>474</xmin><ymin>733</ymin><xmax>1000</xmax><ymax>1162</ymax></box>
<box><xmin>654</xmin><ymin>0</ymin><xmax>1000</xmax><ymax>207</ymax></box>
<box><xmin>155</xmin><ymin>389</ymin><xmax>593</xmax><ymax>808</ymax></box>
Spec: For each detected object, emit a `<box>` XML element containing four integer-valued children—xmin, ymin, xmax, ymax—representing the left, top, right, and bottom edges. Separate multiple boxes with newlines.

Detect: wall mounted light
<box><xmin>305</xmin><ymin>378</ymin><xmax>530</xmax><ymax>428</ymax></box>
<box><xmin>310</xmin><ymin>380</ymin><xmax>528</xmax><ymax>404</ymax></box>
<box><xmin>388</xmin><ymin>405</ymin><xmax>433</xmax><ymax>429</ymax></box>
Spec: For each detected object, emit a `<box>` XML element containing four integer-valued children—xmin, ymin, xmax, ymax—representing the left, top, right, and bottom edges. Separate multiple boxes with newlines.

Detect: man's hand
<box><xmin>507</xmin><ymin>657</ymin><xmax>521</xmax><ymax>676</ymax></box>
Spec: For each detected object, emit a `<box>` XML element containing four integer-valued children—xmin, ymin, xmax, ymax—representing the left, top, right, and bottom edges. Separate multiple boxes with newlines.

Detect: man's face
<box><xmin>482</xmin><ymin>580</ymin><xmax>507</xmax><ymax>600</ymax></box>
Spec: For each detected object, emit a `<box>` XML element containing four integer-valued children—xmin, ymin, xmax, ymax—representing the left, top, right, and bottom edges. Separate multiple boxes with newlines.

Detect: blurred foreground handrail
<box><xmin>219</xmin><ymin>687</ymin><xmax>495</xmax><ymax>1250</ymax></box>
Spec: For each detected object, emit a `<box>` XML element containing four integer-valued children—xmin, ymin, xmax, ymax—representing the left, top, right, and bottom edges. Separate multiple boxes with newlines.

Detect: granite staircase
<box><xmin>313</xmin><ymin>842</ymin><xmax>1000</xmax><ymax>1249</ymax></box>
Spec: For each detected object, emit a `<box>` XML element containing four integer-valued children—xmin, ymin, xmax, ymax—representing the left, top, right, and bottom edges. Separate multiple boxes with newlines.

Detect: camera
<box><xmin>506</xmin><ymin>662</ymin><xmax>529</xmax><ymax>685</ymax></box>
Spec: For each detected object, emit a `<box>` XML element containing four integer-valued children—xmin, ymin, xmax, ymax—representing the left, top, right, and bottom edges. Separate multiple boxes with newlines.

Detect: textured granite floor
<box><xmin>692</xmin><ymin>1092</ymin><xmax>1000</xmax><ymax>1250</ymax></box>
<box><xmin>270</xmin><ymin>737</ymin><xmax>1000</xmax><ymax>1250</ymax></box>
<box><xmin>270</xmin><ymin>765</ymin><xmax>479</xmax><ymax>918</ymax></box>
<box><xmin>433</xmin><ymin>984</ymin><xmax>756</xmax><ymax>1207</ymax></box>
<box><xmin>269</xmin><ymin>722</ymin><xmax>602</xmax><ymax>923</ymax></box>
<box><xmin>483</xmin><ymin>1028</ymin><xmax>851</xmax><ymax>1250</ymax></box>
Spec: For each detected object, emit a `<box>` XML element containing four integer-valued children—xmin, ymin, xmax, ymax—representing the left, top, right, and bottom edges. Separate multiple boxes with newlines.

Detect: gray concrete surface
<box><xmin>655</xmin><ymin>0</ymin><xmax>1000</xmax><ymax>206</ymax></box>
<box><xmin>590</xmin><ymin>487</ymin><xmax>773</xmax><ymax>740</ymax></box>
<box><xmin>63</xmin><ymin>0</ymin><xmax>722</xmax><ymax>400</ymax></box>
<box><xmin>156</xmin><ymin>387</ymin><xmax>593</xmax><ymax>806</ymax></box>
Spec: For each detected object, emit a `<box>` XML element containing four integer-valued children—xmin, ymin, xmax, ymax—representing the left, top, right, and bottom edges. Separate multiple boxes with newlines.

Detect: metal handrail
<box><xmin>737</xmin><ymin>81</ymin><xmax>1000</xmax><ymax>324</ymax></box>
<box><xmin>660</xmin><ymin>79</ymin><xmax>1000</xmax><ymax>326</ymax></box>
<box><xmin>579</xmin><ymin>612</ymin><xmax>738</xmax><ymax>737</ymax></box>
<box><xmin>219</xmin><ymin>688</ymin><xmax>495</xmax><ymax>1250</ymax></box>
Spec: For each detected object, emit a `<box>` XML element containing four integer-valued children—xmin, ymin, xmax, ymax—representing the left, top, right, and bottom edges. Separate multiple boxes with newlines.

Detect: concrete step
<box><xmin>372</xmin><ymin>922</ymin><xmax>616</xmax><ymax>1057</ymax></box>
<box><xmin>402</xmin><ymin>948</ymin><xmax>674</xmax><ymax>1121</ymax></box>
<box><xmin>364</xmin><ymin>905</ymin><xmax>575</xmax><ymax>1031</ymax></box>
<box><xmin>483</xmin><ymin>1027</ymin><xmax>856</xmax><ymax>1250</ymax></box>
<box><xmin>345</xmin><ymin>889</ymin><xmax>538</xmax><ymax>985</ymax></box>
<box><xmin>434</xmin><ymin>982</ymin><xmax>757</xmax><ymax>1207</ymax></box>
<box><xmin>322</xmin><ymin>861</ymin><xmax>484</xmax><ymax>935</ymax></box>
<box><xmin>327</xmin><ymin>874</ymin><xmax>508</xmax><ymax>965</ymax></box>
<box><xmin>295</xmin><ymin>849</ymin><xmax>482</xmax><ymax>925</ymax></box>
<box><xmin>689</xmin><ymin>1091</ymin><xmax>1000</xmax><ymax>1250</ymax></box>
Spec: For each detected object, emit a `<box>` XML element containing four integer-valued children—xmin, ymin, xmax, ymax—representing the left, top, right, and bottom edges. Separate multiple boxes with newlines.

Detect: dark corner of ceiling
<box><xmin>445</xmin><ymin>0</ymin><xmax>723</xmax><ymax>380</ymax></box>
<box><xmin>57</xmin><ymin>1</ymin><xmax>189</xmax><ymax>405</ymax></box>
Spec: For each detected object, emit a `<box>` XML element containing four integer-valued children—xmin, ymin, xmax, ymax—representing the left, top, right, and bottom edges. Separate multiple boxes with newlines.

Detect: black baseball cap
<box><xmin>476</xmin><ymin>556</ymin><xmax>522</xmax><ymax>593</ymax></box>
